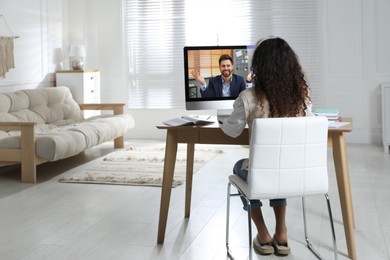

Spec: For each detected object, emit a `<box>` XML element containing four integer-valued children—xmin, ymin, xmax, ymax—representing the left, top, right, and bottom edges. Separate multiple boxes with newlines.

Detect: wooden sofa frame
<box><xmin>0</xmin><ymin>103</ymin><xmax>125</xmax><ymax>183</ymax></box>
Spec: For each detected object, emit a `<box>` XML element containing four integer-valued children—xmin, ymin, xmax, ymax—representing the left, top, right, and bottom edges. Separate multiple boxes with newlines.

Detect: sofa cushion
<box><xmin>68</xmin><ymin>114</ymin><xmax>134</xmax><ymax>148</ymax></box>
<box><xmin>41</xmin><ymin>114</ymin><xmax>134</xmax><ymax>160</ymax></box>
<box><xmin>0</xmin><ymin>86</ymin><xmax>135</xmax><ymax>161</ymax></box>
<box><xmin>35</xmin><ymin>131</ymin><xmax>88</xmax><ymax>161</ymax></box>
<box><xmin>0</xmin><ymin>87</ymin><xmax>83</xmax><ymax>125</ymax></box>
<box><xmin>0</xmin><ymin>114</ymin><xmax>134</xmax><ymax>161</ymax></box>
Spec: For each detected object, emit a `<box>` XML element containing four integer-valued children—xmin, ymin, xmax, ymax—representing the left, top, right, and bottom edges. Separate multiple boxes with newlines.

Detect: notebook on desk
<box><xmin>328</xmin><ymin>121</ymin><xmax>350</xmax><ymax>128</ymax></box>
<box><xmin>162</xmin><ymin>116</ymin><xmax>214</xmax><ymax>126</ymax></box>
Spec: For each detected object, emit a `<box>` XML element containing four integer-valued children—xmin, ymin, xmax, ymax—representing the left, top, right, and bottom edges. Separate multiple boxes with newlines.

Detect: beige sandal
<box><xmin>253</xmin><ymin>236</ymin><xmax>274</xmax><ymax>255</ymax></box>
<box><xmin>272</xmin><ymin>237</ymin><xmax>291</xmax><ymax>256</ymax></box>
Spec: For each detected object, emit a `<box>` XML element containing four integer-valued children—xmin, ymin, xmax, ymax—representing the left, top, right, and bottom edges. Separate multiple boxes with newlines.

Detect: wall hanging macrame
<box><xmin>0</xmin><ymin>14</ymin><xmax>19</xmax><ymax>78</ymax></box>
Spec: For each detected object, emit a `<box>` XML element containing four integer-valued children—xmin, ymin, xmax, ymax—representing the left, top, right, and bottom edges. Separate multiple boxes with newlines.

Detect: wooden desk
<box><xmin>156</xmin><ymin>120</ymin><xmax>356</xmax><ymax>260</ymax></box>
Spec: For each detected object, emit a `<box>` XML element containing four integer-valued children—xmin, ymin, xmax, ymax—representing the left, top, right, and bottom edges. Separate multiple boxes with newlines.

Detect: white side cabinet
<box><xmin>56</xmin><ymin>69</ymin><xmax>100</xmax><ymax>118</ymax></box>
<box><xmin>56</xmin><ymin>69</ymin><xmax>100</xmax><ymax>103</ymax></box>
<box><xmin>382</xmin><ymin>83</ymin><xmax>390</xmax><ymax>153</ymax></box>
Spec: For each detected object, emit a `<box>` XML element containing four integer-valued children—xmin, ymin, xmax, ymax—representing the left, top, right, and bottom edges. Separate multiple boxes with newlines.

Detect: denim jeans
<box><xmin>233</xmin><ymin>158</ymin><xmax>287</xmax><ymax>211</ymax></box>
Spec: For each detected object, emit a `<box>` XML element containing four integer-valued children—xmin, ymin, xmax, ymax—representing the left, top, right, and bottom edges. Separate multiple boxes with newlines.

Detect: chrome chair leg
<box><xmin>325</xmin><ymin>193</ymin><xmax>338</xmax><ymax>260</ymax></box>
<box><xmin>226</xmin><ymin>182</ymin><xmax>253</xmax><ymax>260</ymax></box>
<box><xmin>302</xmin><ymin>197</ymin><xmax>323</xmax><ymax>259</ymax></box>
<box><xmin>247</xmin><ymin>201</ymin><xmax>252</xmax><ymax>260</ymax></box>
<box><xmin>302</xmin><ymin>196</ymin><xmax>338</xmax><ymax>260</ymax></box>
<box><xmin>226</xmin><ymin>182</ymin><xmax>233</xmax><ymax>258</ymax></box>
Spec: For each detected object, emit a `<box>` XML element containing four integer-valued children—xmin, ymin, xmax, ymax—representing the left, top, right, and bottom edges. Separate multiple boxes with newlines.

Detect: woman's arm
<box><xmin>220</xmin><ymin>97</ymin><xmax>247</xmax><ymax>138</ymax></box>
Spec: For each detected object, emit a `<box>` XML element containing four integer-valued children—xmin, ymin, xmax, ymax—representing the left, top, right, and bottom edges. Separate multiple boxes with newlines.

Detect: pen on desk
<box><xmin>206</xmin><ymin>116</ymin><xmax>211</xmax><ymax>120</ymax></box>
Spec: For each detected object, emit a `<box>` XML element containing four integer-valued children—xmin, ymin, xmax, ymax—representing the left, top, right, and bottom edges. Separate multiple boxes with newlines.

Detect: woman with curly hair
<box><xmin>221</xmin><ymin>37</ymin><xmax>314</xmax><ymax>256</ymax></box>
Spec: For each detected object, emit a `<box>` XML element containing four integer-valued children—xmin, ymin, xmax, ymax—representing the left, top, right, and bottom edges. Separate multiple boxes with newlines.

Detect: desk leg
<box><xmin>157</xmin><ymin>130</ymin><xmax>178</xmax><ymax>244</ymax></box>
<box><xmin>185</xmin><ymin>143</ymin><xmax>195</xmax><ymax>218</ymax></box>
<box><xmin>331</xmin><ymin>132</ymin><xmax>356</xmax><ymax>260</ymax></box>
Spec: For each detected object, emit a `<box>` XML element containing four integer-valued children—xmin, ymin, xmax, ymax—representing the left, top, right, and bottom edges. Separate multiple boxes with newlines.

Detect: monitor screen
<box><xmin>183</xmin><ymin>45</ymin><xmax>255</xmax><ymax>114</ymax></box>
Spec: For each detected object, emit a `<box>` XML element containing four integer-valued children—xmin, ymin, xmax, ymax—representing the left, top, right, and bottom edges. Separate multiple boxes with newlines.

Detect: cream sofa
<box><xmin>0</xmin><ymin>86</ymin><xmax>135</xmax><ymax>183</ymax></box>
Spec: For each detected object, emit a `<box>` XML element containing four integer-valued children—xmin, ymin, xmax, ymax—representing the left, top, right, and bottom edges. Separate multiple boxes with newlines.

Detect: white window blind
<box><xmin>124</xmin><ymin>0</ymin><xmax>320</xmax><ymax>109</ymax></box>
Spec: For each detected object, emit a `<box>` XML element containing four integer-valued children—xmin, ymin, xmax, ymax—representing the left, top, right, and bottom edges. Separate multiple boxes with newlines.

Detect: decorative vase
<box><xmin>71</xmin><ymin>58</ymin><xmax>84</xmax><ymax>70</ymax></box>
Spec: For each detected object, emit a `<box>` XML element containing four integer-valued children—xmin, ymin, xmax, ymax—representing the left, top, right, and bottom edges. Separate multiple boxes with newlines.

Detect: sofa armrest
<box><xmin>0</xmin><ymin>121</ymin><xmax>36</xmax><ymax>130</ymax></box>
<box><xmin>0</xmin><ymin>122</ymin><xmax>37</xmax><ymax>183</ymax></box>
<box><xmin>78</xmin><ymin>103</ymin><xmax>125</xmax><ymax>115</ymax></box>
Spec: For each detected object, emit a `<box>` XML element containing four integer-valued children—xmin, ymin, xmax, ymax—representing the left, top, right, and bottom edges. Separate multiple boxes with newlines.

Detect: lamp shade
<box><xmin>69</xmin><ymin>45</ymin><xmax>86</xmax><ymax>57</ymax></box>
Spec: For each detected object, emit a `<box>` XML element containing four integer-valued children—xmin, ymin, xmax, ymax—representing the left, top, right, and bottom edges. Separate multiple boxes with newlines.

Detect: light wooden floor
<box><xmin>0</xmin><ymin>141</ymin><xmax>389</xmax><ymax>260</ymax></box>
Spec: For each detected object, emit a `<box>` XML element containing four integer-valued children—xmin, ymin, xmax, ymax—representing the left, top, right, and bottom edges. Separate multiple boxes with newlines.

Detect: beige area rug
<box><xmin>58</xmin><ymin>144</ymin><xmax>224</xmax><ymax>187</ymax></box>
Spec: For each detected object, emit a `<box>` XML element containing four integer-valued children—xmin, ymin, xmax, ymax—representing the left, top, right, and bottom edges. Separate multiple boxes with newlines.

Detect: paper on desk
<box><xmin>328</xmin><ymin>121</ymin><xmax>350</xmax><ymax>128</ymax></box>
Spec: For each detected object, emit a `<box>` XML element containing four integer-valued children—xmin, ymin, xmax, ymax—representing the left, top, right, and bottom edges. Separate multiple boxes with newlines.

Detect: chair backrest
<box><xmin>248</xmin><ymin>116</ymin><xmax>329</xmax><ymax>199</ymax></box>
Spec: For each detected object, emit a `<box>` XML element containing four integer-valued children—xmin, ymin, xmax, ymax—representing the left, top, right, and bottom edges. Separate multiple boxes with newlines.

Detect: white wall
<box><xmin>64</xmin><ymin>0</ymin><xmax>129</xmax><ymax>105</ymax></box>
<box><xmin>1</xmin><ymin>0</ymin><xmax>390</xmax><ymax>143</ymax></box>
<box><xmin>0</xmin><ymin>0</ymin><xmax>63</xmax><ymax>91</ymax></box>
<box><xmin>319</xmin><ymin>0</ymin><xmax>390</xmax><ymax>144</ymax></box>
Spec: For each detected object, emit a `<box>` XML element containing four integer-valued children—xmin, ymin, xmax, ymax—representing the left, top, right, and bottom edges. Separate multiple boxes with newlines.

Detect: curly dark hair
<box><xmin>251</xmin><ymin>37</ymin><xmax>310</xmax><ymax>117</ymax></box>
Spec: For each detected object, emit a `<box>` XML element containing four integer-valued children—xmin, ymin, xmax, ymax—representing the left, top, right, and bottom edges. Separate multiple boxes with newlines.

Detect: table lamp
<box><xmin>69</xmin><ymin>45</ymin><xmax>86</xmax><ymax>70</ymax></box>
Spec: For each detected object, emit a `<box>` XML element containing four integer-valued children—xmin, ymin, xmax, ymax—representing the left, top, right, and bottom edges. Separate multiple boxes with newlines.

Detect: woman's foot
<box><xmin>253</xmin><ymin>235</ymin><xmax>274</xmax><ymax>255</ymax></box>
<box><xmin>272</xmin><ymin>236</ymin><xmax>291</xmax><ymax>256</ymax></box>
<box><xmin>257</xmin><ymin>232</ymin><xmax>272</xmax><ymax>245</ymax></box>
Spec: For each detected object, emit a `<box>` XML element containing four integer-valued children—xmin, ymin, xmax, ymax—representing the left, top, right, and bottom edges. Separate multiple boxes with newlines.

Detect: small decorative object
<box><xmin>69</xmin><ymin>45</ymin><xmax>86</xmax><ymax>70</ymax></box>
<box><xmin>0</xmin><ymin>14</ymin><xmax>19</xmax><ymax>77</ymax></box>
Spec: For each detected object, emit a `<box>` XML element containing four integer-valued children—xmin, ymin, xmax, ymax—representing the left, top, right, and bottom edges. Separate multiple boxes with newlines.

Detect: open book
<box><xmin>162</xmin><ymin>116</ymin><xmax>214</xmax><ymax>126</ymax></box>
<box><xmin>328</xmin><ymin>121</ymin><xmax>350</xmax><ymax>128</ymax></box>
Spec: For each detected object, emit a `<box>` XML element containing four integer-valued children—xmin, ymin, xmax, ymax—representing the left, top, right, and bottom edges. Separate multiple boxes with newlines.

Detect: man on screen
<box><xmin>191</xmin><ymin>54</ymin><xmax>246</xmax><ymax>98</ymax></box>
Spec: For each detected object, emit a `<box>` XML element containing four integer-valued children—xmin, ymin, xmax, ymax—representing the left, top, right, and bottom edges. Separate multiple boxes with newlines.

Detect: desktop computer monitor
<box><xmin>183</xmin><ymin>45</ymin><xmax>255</xmax><ymax>119</ymax></box>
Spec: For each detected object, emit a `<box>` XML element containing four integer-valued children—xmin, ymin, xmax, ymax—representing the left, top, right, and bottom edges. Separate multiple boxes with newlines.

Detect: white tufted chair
<box><xmin>226</xmin><ymin>116</ymin><xmax>338</xmax><ymax>259</ymax></box>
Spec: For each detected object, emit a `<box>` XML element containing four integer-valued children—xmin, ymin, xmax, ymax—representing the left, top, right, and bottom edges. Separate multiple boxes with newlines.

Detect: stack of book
<box><xmin>314</xmin><ymin>108</ymin><xmax>340</xmax><ymax>121</ymax></box>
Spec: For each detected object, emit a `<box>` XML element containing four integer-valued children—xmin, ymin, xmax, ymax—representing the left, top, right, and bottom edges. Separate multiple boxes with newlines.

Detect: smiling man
<box><xmin>191</xmin><ymin>54</ymin><xmax>246</xmax><ymax>98</ymax></box>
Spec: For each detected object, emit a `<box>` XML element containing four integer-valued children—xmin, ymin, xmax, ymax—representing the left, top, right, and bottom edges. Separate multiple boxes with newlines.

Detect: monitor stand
<box><xmin>217</xmin><ymin>109</ymin><xmax>233</xmax><ymax>123</ymax></box>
